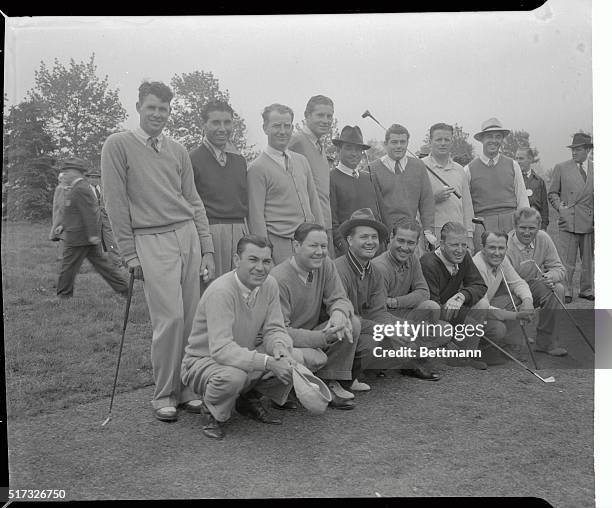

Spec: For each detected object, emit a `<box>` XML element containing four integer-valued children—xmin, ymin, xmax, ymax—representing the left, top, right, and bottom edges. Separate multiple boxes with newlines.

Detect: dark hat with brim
<box><xmin>338</xmin><ymin>207</ymin><xmax>389</xmax><ymax>243</ymax></box>
<box><xmin>332</xmin><ymin>125</ymin><xmax>371</xmax><ymax>150</ymax></box>
<box><xmin>474</xmin><ymin>117</ymin><xmax>510</xmax><ymax>142</ymax></box>
<box><xmin>61</xmin><ymin>157</ymin><xmax>90</xmax><ymax>174</ymax></box>
<box><xmin>567</xmin><ymin>133</ymin><xmax>593</xmax><ymax>149</ymax></box>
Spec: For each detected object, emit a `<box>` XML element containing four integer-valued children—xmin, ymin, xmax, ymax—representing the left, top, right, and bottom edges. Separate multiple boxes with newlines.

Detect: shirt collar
<box><xmin>203</xmin><ymin>137</ymin><xmax>226</xmax><ymax>157</ymax></box>
<box><xmin>434</xmin><ymin>247</ymin><xmax>459</xmax><ymax>275</ymax></box>
<box><xmin>510</xmin><ymin>230</ymin><xmax>535</xmax><ymax>251</ymax></box>
<box><xmin>234</xmin><ymin>271</ymin><xmax>260</xmax><ymax>302</ymax></box>
<box><xmin>423</xmin><ymin>154</ymin><xmax>453</xmax><ymax>170</ymax></box>
<box><xmin>290</xmin><ymin>257</ymin><xmax>314</xmax><ymax>284</ymax></box>
<box><xmin>387</xmin><ymin>250</ymin><xmax>411</xmax><ymax>272</ymax></box>
<box><xmin>522</xmin><ymin>168</ymin><xmax>533</xmax><ymax>179</ymax></box>
<box><xmin>337</xmin><ymin>162</ymin><xmax>359</xmax><ymax>178</ymax></box>
<box><xmin>346</xmin><ymin>248</ymin><xmax>372</xmax><ymax>280</ymax></box>
<box><xmin>381</xmin><ymin>154</ymin><xmax>408</xmax><ymax>174</ymax></box>
<box><xmin>479</xmin><ymin>153</ymin><xmax>500</xmax><ymax>166</ymax></box>
<box><xmin>302</xmin><ymin>125</ymin><xmax>320</xmax><ymax>148</ymax></box>
<box><xmin>133</xmin><ymin>127</ymin><xmax>164</xmax><ymax>147</ymax></box>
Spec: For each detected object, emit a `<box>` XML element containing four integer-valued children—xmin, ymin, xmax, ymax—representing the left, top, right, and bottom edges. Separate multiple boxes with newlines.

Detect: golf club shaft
<box><xmin>105</xmin><ymin>270</ymin><xmax>135</xmax><ymax>420</ymax></box>
<box><xmin>499</xmin><ymin>267</ymin><xmax>539</xmax><ymax>369</ymax></box>
<box><xmin>479</xmin><ymin>334</ymin><xmax>554</xmax><ymax>383</ymax></box>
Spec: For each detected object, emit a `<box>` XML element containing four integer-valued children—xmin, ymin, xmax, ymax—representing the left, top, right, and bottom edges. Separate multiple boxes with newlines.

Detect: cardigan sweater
<box><xmin>372</xmin><ymin>250</ymin><xmax>430</xmax><ymax>309</ymax></box>
<box><xmin>370</xmin><ymin>157</ymin><xmax>435</xmax><ymax>230</ymax></box>
<box><xmin>247</xmin><ymin>150</ymin><xmax>325</xmax><ymax>239</ymax></box>
<box><xmin>289</xmin><ymin>132</ymin><xmax>332</xmax><ymax>230</ymax></box>
<box><xmin>101</xmin><ymin>131</ymin><xmax>214</xmax><ymax>262</ymax></box>
<box><xmin>270</xmin><ymin>256</ymin><xmax>354</xmax><ymax>348</ymax></box>
<box><xmin>506</xmin><ymin>229</ymin><xmax>566</xmax><ymax>284</ymax></box>
<box><xmin>183</xmin><ymin>271</ymin><xmax>292</xmax><ymax>373</ymax></box>
<box><xmin>189</xmin><ymin>144</ymin><xmax>248</xmax><ymax>221</ymax></box>
<box><xmin>420</xmin><ymin>251</ymin><xmax>488</xmax><ymax>306</ymax></box>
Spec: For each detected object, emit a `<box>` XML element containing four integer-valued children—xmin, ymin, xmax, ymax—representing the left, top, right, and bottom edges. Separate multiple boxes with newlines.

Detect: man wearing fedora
<box><xmin>271</xmin><ymin>222</ymin><xmax>359</xmax><ymax>409</ymax></box>
<box><xmin>370</xmin><ymin>124</ymin><xmax>437</xmax><ymax>250</ymax></box>
<box><xmin>56</xmin><ymin>157</ymin><xmax>129</xmax><ymax>298</ymax></box>
<box><xmin>289</xmin><ymin>95</ymin><xmax>336</xmax><ymax>258</ymax></box>
<box><xmin>465</xmin><ymin>117</ymin><xmax>529</xmax><ymax>251</ymax></box>
<box><xmin>335</xmin><ymin>208</ymin><xmax>448</xmax><ymax>380</ymax></box>
<box><xmin>86</xmin><ymin>168</ymin><xmax>123</xmax><ymax>267</ymax></box>
<box><xmin>247</xmin><ymin>103</ymin><xmax>325</xmax><ymax>265</ymax></box>
<box><xmin>329</xmin><ymin>125</ymin><xmax>387</xmax><ymax>256</ymax></box>
<box><xmin>548</xmin><ymin>133</ymin><xmax>594</xmax><ymax>302</ymax></box>
<box><xmin>181</xmin><ymin>235</ymin><xmax>298</xmax><ymax>440</ymax></box>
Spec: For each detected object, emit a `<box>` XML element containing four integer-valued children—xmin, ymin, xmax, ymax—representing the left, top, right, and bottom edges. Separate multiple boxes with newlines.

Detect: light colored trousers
<box><xmin>209</xmin><ymin>220</ymin><xmax>249</xmax><ymax>276</ymax></box>
<box><xmin>135</xmin><ymin>221</ymin><xmax>201</xmax><ymax>409</ymax></box>
<box><xmin>472</xmin><ymin>210</ymin><xmax>516</xmax><ymax>252</ymax></box>
<box><xmin>557</xmin><ymin>230</ymin><xmax>594</xmax><ymax>298</ymax></box>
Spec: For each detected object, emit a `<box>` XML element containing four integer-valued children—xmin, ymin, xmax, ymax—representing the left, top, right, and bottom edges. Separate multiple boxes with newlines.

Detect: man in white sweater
<box><xmin>101</xmin><ymin>81</ymin><xmax>215</xmax><ymax>422</ymax></box>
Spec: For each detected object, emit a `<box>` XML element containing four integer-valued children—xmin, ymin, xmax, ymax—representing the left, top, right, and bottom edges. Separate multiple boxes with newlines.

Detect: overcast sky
<box><xmin>4</xmin><ymin>0</ymin><xmax>592</xmax><ymax>171</ymax></box>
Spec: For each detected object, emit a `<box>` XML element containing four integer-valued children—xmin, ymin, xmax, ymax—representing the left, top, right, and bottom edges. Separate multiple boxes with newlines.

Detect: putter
<box><xmin>520</xmin><ymin>259</ymin><xmax>595</xmax><ymax>353</ymax></box>
<box><xmin>101</xmin><ymin>270</ymin><xmax>135</xmax><ymax>427</ymax></box>
<box><xmin>479</xmin><ymin>335</ymin><xmax>555</xmax><ymax>383</ymax></box>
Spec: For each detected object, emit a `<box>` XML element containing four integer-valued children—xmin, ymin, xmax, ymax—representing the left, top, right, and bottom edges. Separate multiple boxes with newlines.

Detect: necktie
<box><xmin>394</xmin><ymin>160</ymin><xmax>401</xmax><ymax>175</ymax></box>
<box><xmin>316</xmin><ymin>139</ymin><xmax>324</xmax><ymax>154</ymax></box>
<box><xmin>94</xmin><ymin>186</ymin><xmax>101</xmax><ymax>203</ymax></box>
<box><xmin>218</xmin><ymin>150</ymin><xmax>227</xmax><ymax>167</ymax></box>
<box><xmin>451</xmin><ymin>264</ymin><xmax>459</xmax><ymax>276</ymax></box>
<box><xmin>352</xmin><ymin>170</ymin><xmax>359</xmax><ymax>179</ymax></box>
<box><xmin>306</xmin><ymin>271</ymin><xmax>314</xmax><ymax>283</ymax></box>
<box><xmin>578</xmin><ymin>162</ymin><xmax>587</xmax><ymax>182</ymax></box>
<box><xmin>488</xmin><ymin>158</ymin><xmax>495</xmax><ymax>167</ymax></box>
<box><xmin>149</xmin><ymin>136</ymin><xmax>159</xmax><ymax>153</ymax></box>
<box><xmin>283</xmin><ymin>152</ymin><xmax>289</xmax><ymax>172</ymax></box>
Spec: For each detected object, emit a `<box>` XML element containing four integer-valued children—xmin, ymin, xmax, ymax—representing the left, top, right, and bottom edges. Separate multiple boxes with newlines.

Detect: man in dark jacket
<box><xmin>56</xmin><ymin>157</ymin><xmax>129</xmax><ymax>298</ymax></box>
<box><xmin>515</xmin><ymin>147</ymin><xmax>549</xmax><ymax>230</ymax></box>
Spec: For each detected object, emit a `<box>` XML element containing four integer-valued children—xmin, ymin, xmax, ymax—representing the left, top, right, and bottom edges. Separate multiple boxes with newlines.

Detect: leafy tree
<box><xmin>3</xmin><ymin>100</ymin><xmax>57</xmax><ymax>220</ymax></box>
<box><xmin>362</xmin><ymin>138</ymin><xmax>386</xmax><ymax>169</ymax></box>
<box><xmin>165</xmin><ymin>70</ymin><xmax>257</xmax><ymax>161</ymax></box>
<box><xmin>422</xmin><ymin>123</ymin><xmax>474</xmax><ymax>164</ymax></box>
<box><xmin>501</xmin><ymin>130</ymin><xmax>540</xmax><ymax>162</ymax></box>
<box><xmin>27</xmin><ymin>54</ymin><xmax>126</xmax><ymax>168</ymax></box>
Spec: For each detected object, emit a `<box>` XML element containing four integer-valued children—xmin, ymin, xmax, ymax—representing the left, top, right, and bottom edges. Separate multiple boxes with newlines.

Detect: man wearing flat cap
<box><xmin>548</xmin><ymin>133</ymin><xmax>594</xmax><ymax>302</ymax></box>
<box><xmin>329</xmin><ymin>125</ymin><xmax>387</xmax><ymax>256</ymax></box>
<box><xmin>465</xmin><ymin>117</ymin><xmax>529</xmax><ymax>251</ymax></box>
<box><xmin>56</xmin><ymin>157</ymin><xmax>129</xmax><ymax>298</ymax></box>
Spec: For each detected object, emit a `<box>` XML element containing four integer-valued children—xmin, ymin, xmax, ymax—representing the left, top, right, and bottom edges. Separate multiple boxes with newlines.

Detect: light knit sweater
<box><xmin>101</xmin><ymin>131</ymin><xmax>214</xmax><ymax>262</ymax></box>
<box><xmin>183</xmin><ymin>271</ymin><xmax>293</xmax><ymax>372</ymax></box>
<box><xmin>506</xmin><ymin>230</ymin><xmax>566</xmax><ymax>283</ymax></box>
<box><xmin>270</xmin><ymin>256</ymin><xmax>354</xmax><ymax>348</ymax></box>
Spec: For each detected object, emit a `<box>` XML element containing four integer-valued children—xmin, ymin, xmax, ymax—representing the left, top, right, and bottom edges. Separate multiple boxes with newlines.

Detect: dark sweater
<box><xmin>419</xmin><ymin>251</ymin><xmax>488</xmax><ymax>306</ymax></box>
<box><xmin>190</xmin><ymin>144</ymin><xmax>248</xmax><ymax>221</ymax></box>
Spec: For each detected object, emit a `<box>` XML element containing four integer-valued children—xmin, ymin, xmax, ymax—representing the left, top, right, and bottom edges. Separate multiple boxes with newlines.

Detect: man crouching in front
<box><xmin>181</xmin><ymin>235</ymin><xmax>295</xmax><ymax>440</ymax></box>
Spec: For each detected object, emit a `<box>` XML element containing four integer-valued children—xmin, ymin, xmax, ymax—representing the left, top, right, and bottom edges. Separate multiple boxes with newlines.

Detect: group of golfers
<box><xmin>53</xmin><ymin>80</ymin><xmax>594</xmax><ymax>440</ymax></box>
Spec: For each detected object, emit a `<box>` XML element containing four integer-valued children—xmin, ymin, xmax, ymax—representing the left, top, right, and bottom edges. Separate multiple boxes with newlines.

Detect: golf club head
<box><xmin>361</xmin><ymin>110</ymin><xmax>371</xmax><ymax>119</ymax></box>
<box><xmin>519</xmin><ymin>259</ymin><xmax>536</xmax><ymax>265</ymax></box>
<box><xmin>101</xmin><ymin>416</ymin><xmax>112</xmax><ymax>427</ymax></box>
<box><xmin>472</xmin><ymin>217</ymin><xmax>485</xmax><ymax>226</ymax></box>
<box><xmin>542</xmin><ymin>376</ymin><xmax>556</xmax><ymax>383</ymax></box>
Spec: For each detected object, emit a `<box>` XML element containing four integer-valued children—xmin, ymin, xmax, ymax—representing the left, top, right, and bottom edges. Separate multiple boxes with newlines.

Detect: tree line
<box><xmin>3</xmin><ymin>53</ymin><xmax>543</xmax><ymax>221</ymax></box>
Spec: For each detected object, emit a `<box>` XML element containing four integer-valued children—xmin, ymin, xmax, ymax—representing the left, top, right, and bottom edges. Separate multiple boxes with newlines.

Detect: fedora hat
<box><xmin>473</xmin><ymin>117</ymin><xmax>510</xmax><ymax>142</ymax></box>
<box><xmin>567</xmin><ymin>133</ymin><xmax>593</xmax><ymax>149</ymax></box>
<box><xmin>338</xmin><ymin>207</ymin><xmax>389</xmax><ymax>243</ymax></box>
<box><xmin>60</xmin><ymin>157</ymin><xmax>90</xmax><ymax>174</ymax></box>
<box><xmin>332</xmin><ymin>125</ymin><xmax>371</xmax><ymax>150</ymax></box>
<box><xmin>292</xmin><ymin>363</ymin><xmax>332</xmax><ymax>415</ymax></box>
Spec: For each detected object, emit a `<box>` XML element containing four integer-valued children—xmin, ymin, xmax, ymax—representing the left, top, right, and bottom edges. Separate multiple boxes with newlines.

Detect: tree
<box><xmin>422</xmin><ymin>123</ymin><xmax>474</xmax><ymax>164</ymax></box>
<box><xmin>27</xmin><ymin>54</ymin><xmax>126</xmax><ymax>169</ymax></box>
<box><xmin>165</xmin><ymin>70</ymin><xmax>257</xmax><ymax>161</ymax></box>
<box><xmin>3</xmin><ymin>100</ymin><xmax>56</xmax><ymax>220</ymax></box>
<box><xmin>501</xmin><ymin>130</ymin><xmax>540</xmax><ymax>162</ymax></box>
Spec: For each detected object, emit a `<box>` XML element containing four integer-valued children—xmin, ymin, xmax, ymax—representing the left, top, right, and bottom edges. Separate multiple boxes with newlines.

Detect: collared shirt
<box><xmin>289</xmin><ymin>257</ymin><xmax>314</xmax><ymax>285</ymax></box>
<box><xmin>346</xmin><ymin>248</ymin><xmax>371</xmax><ymax>280</ymax></box>
<box><xmin>479</xmin><ymin>153</ymin><xmax>500</xmax><ymax>166</ymax></box>
<box><xmin>264</xmin><ymin>144</ymin><xmax>291</xmax><ymax>170</ymax></box>
<box><xmin>380</xmin><ymin>154</ymin><xmax>408</xmax><ymax>174</ymax></box>
<box><xmin>472</xmin><ymin>251</ymin><xmax>532</xmax><ymax>305</ymax></box>
<box><xmin>234</xmin><ymin>271</ymin><xmax>260</xmax><ymax>307</ymax></box>
<box><xmin>337</xmin><ymin>162</ymin><xmax>360</xmax><ymax>178</ymax></box>
<box><xmin>132</xmin><ymin>127</ymin><xmax>164</xmax><ymax>148</ymax></box>
<box><xmin>387</xmin><ymin>250</ymin><xmax>411</xmax><ymax>273</ymax></box>
<box><xmin>434</xmin><ymin>247</ymin><xmax>459</xmax><ymax>275</ymax></box>
<box><xmin>203</xmin><ymin>137</ymin><xmax>227</xmax><ymax>166</ymax></box>
<box><xmin>522</xmin><ymin>168</ymin><xmax>533</xmax><ymax>179</ymax></box>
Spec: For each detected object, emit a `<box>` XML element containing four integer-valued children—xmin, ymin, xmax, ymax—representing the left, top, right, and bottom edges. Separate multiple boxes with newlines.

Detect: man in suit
<box><xmin>247</xmin><ymin>103</ymin><xmax>325</xmax><ymax>264</ymax></box>
<box><xmin>515</xmin><ymin>147</ymin><xmax>549</xmax><ymax>230</ymax></box>
<box><xmin>465</xmin><ymin>118</ymin><xmax>530</xmax><ymax>251</ymax></box>
<box><xmin>190</xmin><ymin>100</ymin><xmax>249</xmax><ymax>279</ymax></box>
<box><xmin>50</xmin><ymin>171</ymin><xmax>70</xmax><ymax>260</ymax></box>
<box><xmin>86</xmin><ymin>169</ymin><xmax>123</xmax><ymax>267</ymax></box>
<box><xmin>289</xmin><ymin>95</ymin><xmax>336</xmax><ymax>258</ymax></box>
<box><xmin>548</xmin><ymin>133</ymin><xmax>594</xmax><ymax>302</ymax></box>
<box><xmin>56</xmin><ymin>157</ymin><xmax>129</xmax><ymax>298</ymax></box>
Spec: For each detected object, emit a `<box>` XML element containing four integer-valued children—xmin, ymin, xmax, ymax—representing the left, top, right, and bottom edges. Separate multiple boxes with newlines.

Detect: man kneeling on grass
<box><xmin>181</xmin><ymin>235</ymin><xmax>319</xmax><ymax>440</ymax></box>
<box><xmin>271</xmin><ymin>222</ymin><xmax>359</xmax><ymax>410</ymax></box>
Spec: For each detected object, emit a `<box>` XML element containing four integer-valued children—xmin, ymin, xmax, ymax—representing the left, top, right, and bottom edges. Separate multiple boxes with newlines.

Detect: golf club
<box><xmin>520</xmin><ymin>258</ymin><xmax>595</xmax><ymax>353</ymax></box>
<box><xmin>361</xmin><ymin>109</ymin><xmax>461</xmax><ymax>199</ymax></box>
<box><xmin>479</xmin><ymin>334</ymin><xmax>556</xmax><ymax>383</ymax></box>
<box><xmin>101</xmin><ymin>269</ymin><xmax>135</xmax><ymax>427</ymax></box>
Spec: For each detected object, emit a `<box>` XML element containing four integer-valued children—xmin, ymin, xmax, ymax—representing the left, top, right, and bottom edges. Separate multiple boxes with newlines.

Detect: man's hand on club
<box><xmin>127</xmin><ymin>258</ymin><xmax>144</xmax><ymax>280</ymax></box>
<box><xmin>434</xmin><ymin>186</ymin><xmax>455</xmax><ymax>204</ymax></box>
<box><xmin>540</xmin><ymin>271</ymin><xmax>555</xmax><ymax>290</ymax></box>
<box><xmin>517</xmin><ymin>300</ymin><xmax>535</xmax><ymax>323</ymax></box>
<box><xmin>201</xmin><ymin>253</ymin><xmax>215</xmax><ymax>283</ymax></box>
